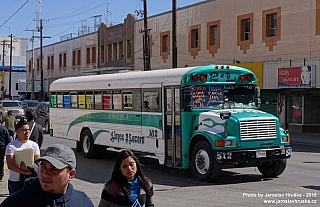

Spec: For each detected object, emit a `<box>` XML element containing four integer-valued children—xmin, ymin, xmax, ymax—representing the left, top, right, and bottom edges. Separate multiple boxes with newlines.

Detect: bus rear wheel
<box><xmin>80</xmin><ymin>129</ymin><xmax>105</xmax><ymax>158</ymax></box>
<box><xmin>191</xmin><ymin>141</ymin><xmax>221</xmax><ymax>182</ymax></box>
<box><xmin>257</xmin><ymin>159</ymin><xmax>287</xmax><ymax>178</ymax></box>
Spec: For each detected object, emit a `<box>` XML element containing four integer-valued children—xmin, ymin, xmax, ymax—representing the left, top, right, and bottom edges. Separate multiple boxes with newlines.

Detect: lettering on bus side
<box><xmin>110</xmin><ymin>131</ymin><xmax>145</xmax><ymax>145</ymax></box>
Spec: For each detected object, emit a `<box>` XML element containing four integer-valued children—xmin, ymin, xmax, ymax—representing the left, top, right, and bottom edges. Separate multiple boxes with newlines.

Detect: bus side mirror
<box><xmin>183</xmin><ymin>88</ymin><xmax>193</xmax><ymax>112</ymax></box>
<box><xmin>256</xmin><ymin>87</ymin><xmax>261</xmax><ymax>98</ymax></box>
<box><xmin>256</xmin><ymin>98</ymin><xmax>261</xmax><ymax>109</ymax></box>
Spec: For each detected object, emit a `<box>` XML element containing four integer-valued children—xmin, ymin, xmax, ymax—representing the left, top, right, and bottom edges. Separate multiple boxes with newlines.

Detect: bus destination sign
<box><xmin>192</xmin><ymin>86</ymin><xmax>224</xmax><ymax>107</ymax></box>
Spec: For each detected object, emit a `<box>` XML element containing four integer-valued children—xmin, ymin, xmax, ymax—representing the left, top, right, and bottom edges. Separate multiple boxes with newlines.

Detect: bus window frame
<box><xmin>63</xmin><ymin>92</ymin><xmax>71</xmax><ymax>108</ymax></box>
<box><xmin>112</xmin><ymin>90</ymin><xmax>122</xmax><ymax>110</ymax></box>
<box><xmin>50</xmin><ymin>92</ymin><xmax>57</xmax><ymax>108</ymax></box>
<box><xmin>122</xmin><ymin>90</ymin><xmax>133</xmax><ymax>110</ymax></box>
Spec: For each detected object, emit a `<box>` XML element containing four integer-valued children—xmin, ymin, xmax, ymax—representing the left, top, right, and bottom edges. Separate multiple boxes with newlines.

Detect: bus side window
<box><xmin>143</xmin><ymin>91</ymin><xmax>159</xmax><ymax>111</ymax></box>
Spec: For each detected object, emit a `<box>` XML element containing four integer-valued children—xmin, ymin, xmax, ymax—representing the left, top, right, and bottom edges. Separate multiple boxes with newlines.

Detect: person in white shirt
<box><xmin>5</xmin><ymin>119</ymin><xmax>40</xmax><ymax>195</ymax></box>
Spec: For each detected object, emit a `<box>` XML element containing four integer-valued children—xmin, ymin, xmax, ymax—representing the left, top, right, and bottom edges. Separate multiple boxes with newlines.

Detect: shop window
<box><xmin>288</xmin><ymin>96</ymin><xmax>302</xmax><ymax>124</ymax></box>
<box><xmin>304</xmin><ymin>96</ymin><xmax>320</xmax><ymax>124</ymax></box>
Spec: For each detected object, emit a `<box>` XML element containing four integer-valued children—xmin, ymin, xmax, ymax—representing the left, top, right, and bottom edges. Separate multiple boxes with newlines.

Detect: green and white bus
<box><xmin>50</xmin><ymin>65</ymin><xmax>292</xmax><ymax>181</ymax></box>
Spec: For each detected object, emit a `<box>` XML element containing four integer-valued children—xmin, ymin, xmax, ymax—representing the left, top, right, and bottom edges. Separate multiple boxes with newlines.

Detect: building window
<box><xmin>37</xmin><ymin>58</ymin><xmax>40</xmax><ymax>71</ymax></box>
<box><xmin>59</xmin><ymin>54</ymin><xmax>62</xmax><ymax>68</ymax></box>
<box><xmin>126</xmin><ymin>40</ymin><xmax>131</xmax><ymax>59</ymax></box>
<box><xmin>100</xmin><ymin>45</ymin><xmax>104</xmax><ymax>63</ymax></box>
<box><xmin>207</xmin><ymin>20</ymin><xmax>220</xmax><ymax>57</ymax></box>
<box><xmin>63</xmin><ymin>52</ymin><xmax>66</xmax><ymax>67</ymax></box>
<box><xmin>47</xmin><ymin>56</ymin><xmax>50</xmax><ymax>70</ymax></box>
<box><xmin>162</xmin><ymin>35</ymin><xmax>169</xmax><ymax>52</ymax></box>
<box><xmin>77</xmin><ymin>50</ymin><xmax>81</xmax><ymax>66</ymax></box>
<box><xmin>72</xmin><ymin>50</ymin><xmax>76</xmax><ymax>66</ymax></box>
<box><xmin>209</xmin><ymin>25</ymin><xmax>218</xmax><ymax>45</ymax></box>
<box><xmin>262</xmin><ymin>7</ymin><xmax>281</xmax><ymax>51</ymax></box>
<box><xmin>28</xmin><ymin>60</ymin><xmax>32</xmax><ymax>72</ymax></box>
<box><xmin>92</xmin><ymin>46</ymin><xmax>96</xmax><ymax>63</ymax></box>
<box><xmin>113</xmin><ymin>43</ymin><xmax>117</xmax><ymax>60</ymax></box>
<box><xmin>51</xmin><ymin>55</ymin><xmax>54</xmax><ymax>70</ymax></box>
<box><xmin>118</xmin><ymin>42</ymin><xmax>123</xmax><ymax>59</ymax></box>
<box><xmin>86</xmin><ymin>47</ymin><xmax>90</xmax><ymax>64</ymax></box>
<box><xmin>191</xmin><ymin>29</ymin><xmax>199</xmax><ymax>48</ymax></box>
<box><xmin>160</xmin><ymin>31</ymin><xmax>170</xmax><ymax>62</ymax></box>
<box><xmin>108</xmin><ymin>44</ymin><xmax>112</xmax><ymax>61</ymax></box>
<box><xmin>189</xmin><ymin>24</ymin><xmax>201</xmax><ymax>59</ymax></box>
<box><xmin>241</xmin><ymin>18</ymin><xmax>251</xmax><ymax>41</ymax></box>
<box><xmin>267</xmin><ymin>13</ymin><xmax>277</xmax><ymax>37</ymax></box>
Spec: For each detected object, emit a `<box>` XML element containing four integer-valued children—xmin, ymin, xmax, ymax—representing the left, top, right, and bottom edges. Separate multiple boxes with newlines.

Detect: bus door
<box><xmin>164</xmin><ymin>86</ymin><xmax>182</xmax><ymax>167</ymax></box>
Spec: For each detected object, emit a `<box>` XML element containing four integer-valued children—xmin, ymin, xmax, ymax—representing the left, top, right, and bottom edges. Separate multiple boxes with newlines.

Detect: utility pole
<box><xmin>9</xmin><ymin>34</ymin><xmax>13</xmax><ymax>99</ymax></box>
<box><xmin>1</xmin><ymin>40</ymin><xmax>10</xmax><ymax>100</ymax></box>
<box><xmin>33</xmin><ymin>19</ymin><xmax>50</xmax><ymax>101</ymax></box>
<box><xmin>172</xmin><ymin>0</ymin><xmax>177</xmax><ymax>68</ymax></box>
<box><xmin>143</xmin><ymin>0</ymin><xmax>151</xmax><ymax>71</ymax></box>
<box><xmin>27</xmin><ymin>29</ymin><xmax>36</xmax><ymax>99</ymax></box>
<box><xmin>40</xmin><ymin>19</ymin><xmax>43</xmax><ymax>101</ymax></box>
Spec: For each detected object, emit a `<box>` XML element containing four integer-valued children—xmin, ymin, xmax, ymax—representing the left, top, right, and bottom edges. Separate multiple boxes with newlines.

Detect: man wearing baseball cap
<box><xmin>1</xmin><ymin>144</ymin><xmax>94</xmax><ymax>207</ymax></box>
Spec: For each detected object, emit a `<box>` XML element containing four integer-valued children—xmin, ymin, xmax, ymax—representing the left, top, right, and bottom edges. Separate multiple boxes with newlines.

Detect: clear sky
<box><xmin>0</xmin><ymin>0</ymin><xmax>204</xmax><ymax>48</ymax></box>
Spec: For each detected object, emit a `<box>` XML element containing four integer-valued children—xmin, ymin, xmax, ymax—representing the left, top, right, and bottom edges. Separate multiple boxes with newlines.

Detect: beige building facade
<box><xmin>134</xmin><ymin>0</ymin><xmax>320</xmax><ymax>132</ymax></box>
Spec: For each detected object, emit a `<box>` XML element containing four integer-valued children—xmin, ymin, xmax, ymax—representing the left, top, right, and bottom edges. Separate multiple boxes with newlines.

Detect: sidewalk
<box><xmin>289</xmin><ymin>132</ymin><xmax>320</xmax><ymax>146</ymax></box>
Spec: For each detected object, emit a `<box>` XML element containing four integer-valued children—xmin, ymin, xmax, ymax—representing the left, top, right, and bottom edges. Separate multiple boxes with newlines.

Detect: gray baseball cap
<box><xmin>36</xmin><ymin>144</ymin><xmax>76</xmax><ymax>169</ymax></box>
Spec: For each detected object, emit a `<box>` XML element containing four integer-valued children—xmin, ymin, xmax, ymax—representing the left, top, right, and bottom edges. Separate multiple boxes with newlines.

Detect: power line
<box><xmin>0</xmin><ymin>0</ymin><xmax>30</xmax><ymax>28</ymax></box>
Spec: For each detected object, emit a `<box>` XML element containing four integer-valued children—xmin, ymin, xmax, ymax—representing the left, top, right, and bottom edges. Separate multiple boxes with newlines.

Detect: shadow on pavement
<box><xmin>291</xmin><ymin>143</ymin><xmax>320</xmax><ymax>153</ymax></box>
<box><xmin>301</xmin><ymin>186</ymin><xmax>320</xmax><ymax>191</ymax></box>
<box><xmin>73</xmin><ymin>148</ymin><xmax>276</xmax><ymax>187</ymax></box>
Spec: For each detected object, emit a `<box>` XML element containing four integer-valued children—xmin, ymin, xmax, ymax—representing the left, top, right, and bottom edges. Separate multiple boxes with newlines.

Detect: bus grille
<box><xmin>240</xmin><ymin>119</ymin><xmax>277</xmax><ymax>139</ymax></box>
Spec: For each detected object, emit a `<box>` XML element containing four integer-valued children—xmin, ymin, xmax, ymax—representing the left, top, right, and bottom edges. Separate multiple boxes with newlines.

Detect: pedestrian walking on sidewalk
<box><xmin>1</xmin><ymin>144</ymin><xmax>94</xmax><ymax>207</ymax></box>
<box><xmin>0</xmin><ymin>116</ymin><xmax>11</xmax><ymax>181</ymax></box>
<box><xmin>1</xmin><ymin>111</ymin><xmax>16</xmax><ymax>138</ymax></box>
<box><xmin>98</xmin><ymin>150</ymin><xmax>154</xmax><ymax>207</ymax></box>
<box><xmin>4</xmin><ymin>120</ymin><xmax>40</xmax><ymax>195</ymax></box>
<box><xmin>26</xmin><ymin>110</ymin><xmax>44</xmax><ymax>148</ymax></box>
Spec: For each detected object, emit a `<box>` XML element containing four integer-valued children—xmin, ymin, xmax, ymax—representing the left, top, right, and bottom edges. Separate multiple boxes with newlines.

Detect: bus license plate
<box><xmin>256</xmin><ymin>150</ymin><xmax>266</xmax><ymax>158</ymax></box>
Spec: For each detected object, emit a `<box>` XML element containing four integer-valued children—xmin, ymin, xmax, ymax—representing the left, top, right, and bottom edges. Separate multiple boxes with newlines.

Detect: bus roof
<box><xmin>50</xmin><ymin>66</ymin><xmax>197</xmax><ymax>91</ymax></box>
<box><xmin>50</xmin><ymin>65</ymin><xmax>256</xmax><ymax>91</ymax></box>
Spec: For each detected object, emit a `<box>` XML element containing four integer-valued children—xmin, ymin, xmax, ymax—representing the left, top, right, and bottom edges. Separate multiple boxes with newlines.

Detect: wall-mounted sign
<box><xmin>278</xmin><ymin>65</ymin><xmax>316</xmax><ymax>88</ymax></box>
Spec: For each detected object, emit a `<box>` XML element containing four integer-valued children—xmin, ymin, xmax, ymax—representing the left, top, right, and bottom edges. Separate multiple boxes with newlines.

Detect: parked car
<box><xmin>35</xmin><ymin>102</ymin><xmax>50</xmax><ymax>133</ymax></box>
<box><xmin>21</xmin><ymin>100</ymin><xmax>39</xmax><ymax>112</ymax></box>
<box><xmin>0</xmin><ymin>100</ymin><xmax>25</xmax><ymax>120</ymax></box>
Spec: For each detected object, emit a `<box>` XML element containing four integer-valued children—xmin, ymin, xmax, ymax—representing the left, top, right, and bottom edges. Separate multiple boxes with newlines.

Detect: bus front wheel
<box><xmin>191</xmin><ymin>141</ymin><xmax>221</xmax><ymax>182</ymax></box>
<box><xmin>80</xmin><ymin>130</ymin><xmax>105</xmax><ymax>158</ymax></box>
<box><xmin>257</xmin><ymin>159</ymin><xmax>287</xmax><ymax>178</ymax></box>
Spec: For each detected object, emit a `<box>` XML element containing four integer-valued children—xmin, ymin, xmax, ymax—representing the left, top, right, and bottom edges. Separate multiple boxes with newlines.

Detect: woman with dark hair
<box><xmin>98</xmin><ymin>150</ymin><xmax>154</xmax><ymax>207</ymax></box>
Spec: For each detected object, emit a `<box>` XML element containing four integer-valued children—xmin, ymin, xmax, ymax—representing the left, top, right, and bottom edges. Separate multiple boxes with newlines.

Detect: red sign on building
<box><xmin>278</xmin><ymin>67</ymin><xmax>301</xmax><ymax>85</ymax></box>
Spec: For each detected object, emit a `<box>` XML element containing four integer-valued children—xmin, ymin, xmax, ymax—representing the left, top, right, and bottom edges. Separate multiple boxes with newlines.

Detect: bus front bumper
<box><xmin>215</xmin><ymin>146</ymin><xmax>292</xmax><ymax>164</ymax></box>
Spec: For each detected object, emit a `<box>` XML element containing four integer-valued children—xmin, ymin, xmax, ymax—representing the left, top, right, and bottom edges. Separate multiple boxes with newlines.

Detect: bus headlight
<box><xmin>224</xmin><ymin>139</ymin><xmax>236</xmax><ymax>147</ymax></box>
<box><xmin>281</xmin><ymin>136</ymin><xmax>290</xmax><ymax>143</ymax></box>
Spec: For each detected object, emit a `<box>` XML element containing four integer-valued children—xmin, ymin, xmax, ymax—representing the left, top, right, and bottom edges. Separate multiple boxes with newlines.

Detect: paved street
<box><xmin>1</xmin><ymin>134</ymin><xmax>319</xmax><ymax>206</ymax></box>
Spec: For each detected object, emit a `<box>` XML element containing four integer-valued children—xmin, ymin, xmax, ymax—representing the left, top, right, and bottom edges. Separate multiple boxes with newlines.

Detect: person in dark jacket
<box><xmin>0</xmin><ymin>116</ymin><xmax>11</xmax><ymax>181</ymax></box>
<box><xmin>1</xmin><ymin>144</ymin><xmax>94</xmax><ymax>207</ymax></box>
<box><xmin>26</xmin><ymin>110</ymin><xmax>44</xmax><ymax>148</ymax></box>
<box><xmin>98</xmin><ymin>150</ymin><xmax>154</xmax><ymax>207</ymax></box>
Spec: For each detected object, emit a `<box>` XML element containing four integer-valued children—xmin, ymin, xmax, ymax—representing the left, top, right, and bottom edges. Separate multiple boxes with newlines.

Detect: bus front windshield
<box><xmin>191</xmin><ymin>85</ymin><xmax>256</xmax><ymax>109</ymax></box>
